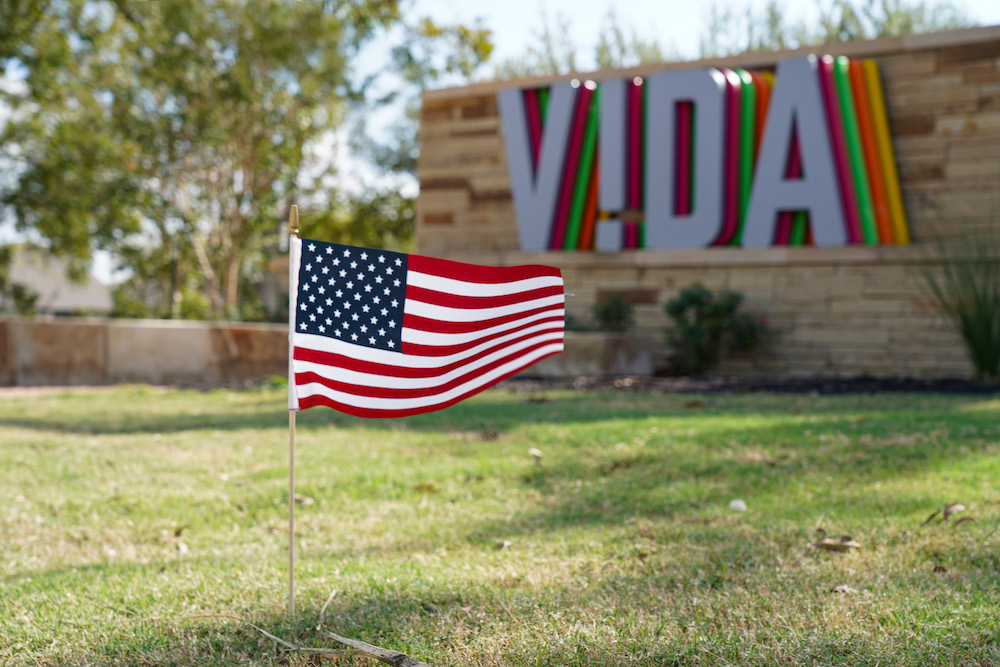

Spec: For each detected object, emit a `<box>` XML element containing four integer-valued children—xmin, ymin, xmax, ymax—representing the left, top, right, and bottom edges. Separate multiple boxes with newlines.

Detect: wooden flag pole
<box><xmin>287</xmin><ymin>205</ymin><xmax>299</xmax><ymax>621</ymax></box>
<box><xmin>288</xmin><ymin>411</ymin><xmax>296</xmax><ymax>620</ymax></box>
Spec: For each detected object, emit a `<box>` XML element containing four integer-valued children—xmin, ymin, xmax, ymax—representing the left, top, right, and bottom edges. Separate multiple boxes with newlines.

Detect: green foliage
<box><xmin>259</xmin><ymin>374</ymin><xmax>287</xmax><ymax>389</ymax></box>
<box><xmin>341</xmin><ymin>11</ymin><xmax>492</xmax><ymax>256</ymax></box>
<box><xmin>816</xmin><ymin>0</ymin><xmax>971</xmax><ymax>42</ymax></box>
<box><xmin>300</xmin><ymin>188</ymin><xmax>415</xmax><ymax>254</ymax></box>
<box><xmin>0</xmin><ymin>0</ymin><xmax>491</xmax><ymax>321</ymax></box>
<box><xmin>664</xmin><ymin>283</ymin><xmax>766</xmax><ymax>375</ymax></box>
<box><xmin>701</xmin><ymin>0</ymin><xmax>973</xmax><ymax>58</ymax></box>
<box><xmin>592</xmin><ymin>293</ymin><xmax>635</xmax><ymax>332</ymax></box>
<box><xmin>496</xmin><ymin>0</ymin><xmax>972</xmax><ymax>77</ymax></box>
<box><xmin>564</xmin><ymin>311</ymin><xmax>588</xmax><ymax>332</ymax></box>
<box><xmin>3</xmin><ymin>0</ymin><xmax>365</xmax><ymax>319</ymax></box>
<box><xmin>0</xmin><ymin>0</ymin><xmax>45</xmax><ymax>61</ymax></box>
<box><xmin>0</xmin><ymin>246</ymin><xmax>39</xmax><ymax>315</ymax></box>
<box><xmin>919</xmin><ymin>229</ymin><xmax>1000</xmax><ymax>380</ymax></box>
<box><xmin>594</xmin><ymin>9</ymin><xmax>670</xmax><ymax>70</ymax></box>
<box><xmin>494</xmin><ymin>8</ymin><xmax>675</xmax><ymax>78</ymax></box>
<box><xmin>109</xmin><ymin>287</ymin><xmax>152</xmax><ymax>320</ymax></box>
<box><xmin>493</xmin><ymin>10</ymin><xmax>579</xmax><ymax>78</ymax></box>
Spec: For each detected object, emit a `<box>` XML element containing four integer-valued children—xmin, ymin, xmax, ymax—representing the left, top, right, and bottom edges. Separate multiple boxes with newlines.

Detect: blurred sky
<box><xmin>414</xmin><ymin>0</ymin><xmax>1000</xmax><ymax>75</ymax></box>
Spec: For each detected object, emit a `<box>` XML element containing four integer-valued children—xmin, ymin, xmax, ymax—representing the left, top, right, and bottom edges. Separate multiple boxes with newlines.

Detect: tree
<box><xmin>319</xmin><ymin>15</ymin><xmax>492</xmax><ymax>251</ymax></box>
<box><xmin>701</xmin><ymin>0</ymin><xmax>973</xmax><ymax>58</ymax></box>
<box><xmin>1</xmin><ymin>0</ymin><xmax>491</xmax><ymax>321</ymax></box>
<box><xmin>0</xmin><ymin>0</ymin><xmax>45</xmax><ymax>61</ymax></box>
<box><xmin>493</xmin><ymin>8</ymin><xmax>675</xmax><ymax>79</ymax></box>
<box><xmin>816</xmin><ymin>0</ymin><xmax>970</xmax><ymax>42</ymax></box>
<box><xmin>594</xmin><ymin>9</ymin><xmax>672</xmax><ymax>70</ymax></box>
<box><xmin>302</xmin><ymin>14</ymin><xmax>492</xmax><ymax>267</ymax></box>
<box><xmin>0</xmin><ymin>245</ymin><xmax>39</xmax><ymax>315</ymax></box>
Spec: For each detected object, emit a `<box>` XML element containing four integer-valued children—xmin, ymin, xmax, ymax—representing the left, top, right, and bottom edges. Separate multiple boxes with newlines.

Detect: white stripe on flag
<box><xmin>404</xmin><ymin>293</ymin><xmax>565</xmax><ymax>322</ymax></box>
<box><xmin>407</xmin><ymin>270</ymin><xmax>564</xmax><ymax>296</ymax></box>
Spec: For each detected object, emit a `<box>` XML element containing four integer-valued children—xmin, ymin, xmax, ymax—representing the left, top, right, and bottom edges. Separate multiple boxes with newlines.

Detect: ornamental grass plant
<box><xmin>919</xmin><ymin>226</ymin><xmax>1000</xmax><ymax>380</ymax></box>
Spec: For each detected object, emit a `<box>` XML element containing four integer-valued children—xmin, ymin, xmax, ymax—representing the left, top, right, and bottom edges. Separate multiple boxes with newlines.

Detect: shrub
<box><xmin>592</xmin><ymin>293</ymin><xmax>634</xmax><ymax>332</ymax></box>
<box><xmin>664</xmin><ymin>283</ymin><xmax>765</xmax><ymax>375</ymax></box>
<box><xmin>0</xmin><ymin>246</ymin><xmax>39</xmax><ymax>316</ymax></box>
<box><xmin>919</xmin><ymin>229</ymin><xmax>1000</xmax><ymax>380</ymax></box>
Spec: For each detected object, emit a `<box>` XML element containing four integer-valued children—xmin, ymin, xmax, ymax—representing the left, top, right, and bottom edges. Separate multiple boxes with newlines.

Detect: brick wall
<box><xmin>0</xmin><ymin>318</ymin><xmax>287</xmax><ymax>387</ymax></box>
<box><xmin>417</xmin><ymin>27</ymin><xmax>1000</xmax><ymax>378</ymax></box>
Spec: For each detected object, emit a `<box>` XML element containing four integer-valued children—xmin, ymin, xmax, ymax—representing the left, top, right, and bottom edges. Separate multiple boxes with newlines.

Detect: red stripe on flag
<box><xmin>407</xmin><ymin>254</ymin><xmax>562</xmax><ymax>283</ymax></box>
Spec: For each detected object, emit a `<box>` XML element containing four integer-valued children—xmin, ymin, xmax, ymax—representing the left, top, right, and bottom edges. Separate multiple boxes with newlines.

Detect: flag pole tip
<box><xmin>289</xmin><ymin>205</ymin><xmax>299</xmax><ymax>237</ymax></box>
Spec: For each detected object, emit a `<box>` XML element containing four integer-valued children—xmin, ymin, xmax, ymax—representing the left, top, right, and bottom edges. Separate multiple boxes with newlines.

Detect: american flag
<box><xmin>288</xmin><ymin>237</ymin><xmax>564</xmax><ymax>418</ymax></box>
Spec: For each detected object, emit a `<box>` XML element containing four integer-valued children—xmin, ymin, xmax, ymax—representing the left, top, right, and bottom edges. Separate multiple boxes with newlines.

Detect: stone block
<box><xmin>106</xmin><ymin>320</ymin><xmax>218</xmax><ymax>385</ymax></box>
<box><xmin>525</xmin><ymin>333</ymin><xmax>654</xmax><ymax>378</ymax></box>
<box><xmin>11</xmin><ymin>319</ymin><xmax>106</xmax><ymax>385</ymax></box>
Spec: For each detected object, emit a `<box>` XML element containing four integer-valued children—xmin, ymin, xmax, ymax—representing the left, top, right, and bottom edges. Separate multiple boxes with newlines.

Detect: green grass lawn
<box><xmin>1</xmin><ymin>384</ymin><xmax>999</xmax><ymax>666</ymax></box>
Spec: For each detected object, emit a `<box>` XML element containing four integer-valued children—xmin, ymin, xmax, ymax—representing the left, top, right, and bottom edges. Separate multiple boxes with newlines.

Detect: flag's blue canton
<box><xmin>297</xmin><ymin>240</ymin><xmax>408</xmax><ymax>352</ymax></box>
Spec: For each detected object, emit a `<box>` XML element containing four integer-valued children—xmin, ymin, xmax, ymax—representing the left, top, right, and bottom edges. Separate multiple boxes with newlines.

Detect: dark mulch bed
<box><xmin>499</xmin><ymin>375</ymin><xmax>1000</xmax><ymax>395</ymax></box>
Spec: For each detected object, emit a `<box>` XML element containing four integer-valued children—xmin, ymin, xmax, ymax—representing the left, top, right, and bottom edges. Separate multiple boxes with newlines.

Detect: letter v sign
<box><xmin>498</xmin><ymin>83</ymin><xmax>578</xmax><ymax>252</ymax></box>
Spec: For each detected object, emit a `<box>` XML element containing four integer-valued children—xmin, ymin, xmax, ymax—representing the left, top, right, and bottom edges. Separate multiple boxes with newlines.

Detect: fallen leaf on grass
<box><xmin>813</xmin><ymin>536</ymin><xmax>862</xmax><ymax>552</ymax></box>
<box><xmin>944</xmin><ymin>503</ymin><xmax>966</xmax><ymax>519</ymax></box>
<box><xmin>933</xmin><ymin>565</ymin><xmax>948</xmax><ymax>573</ymax></box>
<box><xmin>682</xmin><ymin>399</ymin><xmax>708</xmax><ymax>409</ymax></box>
<box><xmin>830</xmin><ymin>584</ymin><xmax>859</xmax><ymax>594</ymax></box>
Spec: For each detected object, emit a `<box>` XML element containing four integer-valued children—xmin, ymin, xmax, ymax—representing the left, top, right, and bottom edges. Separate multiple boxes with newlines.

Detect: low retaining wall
<box><xmin>0</xmin><ymin>317</ymin><xmax>288</xmax><ymax>387</ymax></box>
<box><xmin>0</xmin><ymin>311</ymin><xmax>971</xmax><ymax>388</ymax></box>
